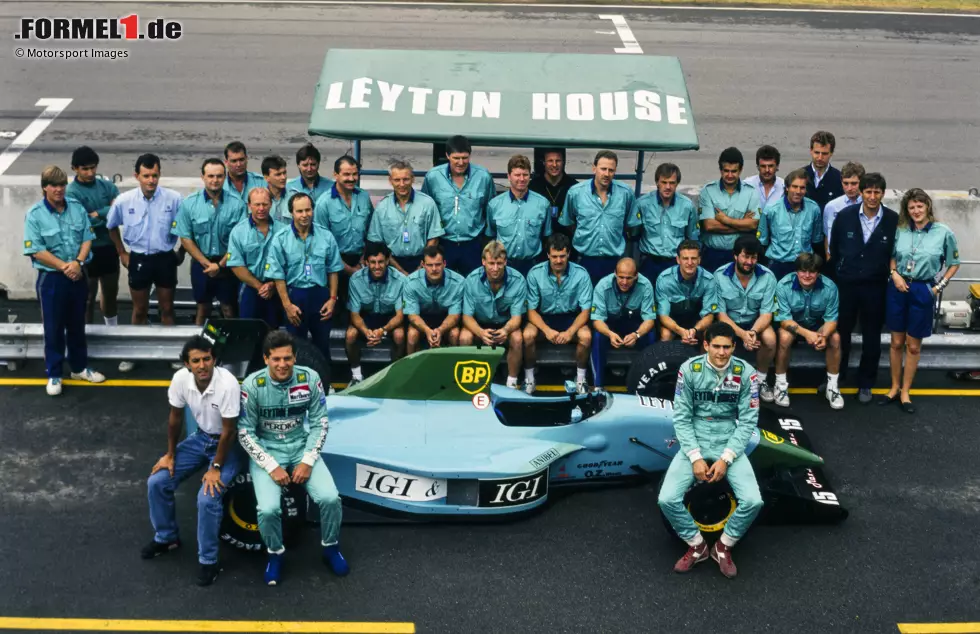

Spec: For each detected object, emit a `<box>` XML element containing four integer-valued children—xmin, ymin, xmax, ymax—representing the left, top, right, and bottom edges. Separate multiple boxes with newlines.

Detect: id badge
<box><xmin>304</xmin><ymin>263</ymin><xmax>312</xmax><ymax>277</ymax></box>
<box><xmin>550</xmin><ymin>205</ymin><xmax>559</xmax><ymax>218</ymax></box>
<box><xmin>905</xmin><ymin>259</ymin><xmax>914</xmax><ymax>273</ymax></box>
<box><xmin>402</xmin><ymin>230</ymin><xmax>411</xmax><ymax>243</ymax></box>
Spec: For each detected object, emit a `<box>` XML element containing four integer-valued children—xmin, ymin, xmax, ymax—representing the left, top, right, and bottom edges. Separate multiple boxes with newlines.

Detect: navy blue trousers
<box><xmin>37</xmin><ymin>270</ymin><xmax>88</xmax><ymax>378</ymax></box>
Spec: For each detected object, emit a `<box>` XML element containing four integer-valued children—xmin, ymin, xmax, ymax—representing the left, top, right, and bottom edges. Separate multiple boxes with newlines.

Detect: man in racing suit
<box><xmin>657</xmin><ymin>321</ymin><xmax>763</xmax><ymax>578</ymax></box>
<box><xmin>238</xmin><ymin>330</ymin><xmax>348</xmax><ymax>585</ymax></box>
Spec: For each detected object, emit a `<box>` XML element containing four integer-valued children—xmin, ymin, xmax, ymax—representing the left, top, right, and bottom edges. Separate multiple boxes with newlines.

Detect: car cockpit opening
<box><xmin>492</xmin><ymin>392</ymin><xmax>608</xmax><ymax>427</ymax></box>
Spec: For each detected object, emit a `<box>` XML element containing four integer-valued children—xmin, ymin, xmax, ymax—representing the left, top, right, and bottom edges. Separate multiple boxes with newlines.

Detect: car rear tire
<box><xmin>658</xmin><ymin>474</ymin><xmax>738</xmax><ymax>543</ymax></box>
<box><xmin>625</xmin><ymin>341</ymin><xmax>697</xmax><ymax>399</ymax></box>
<box><xmin>294</xmin><ymin>336</ymin><xmax>331</xmax><ymax>389</ymax></box>
<box><xmin>220</xmin><ymin>471</ymin><xmax>306</xmax><ymax>552</ymax></box>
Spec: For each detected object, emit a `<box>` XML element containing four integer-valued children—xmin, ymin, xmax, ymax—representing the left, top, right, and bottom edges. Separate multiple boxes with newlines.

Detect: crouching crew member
<box><xmin>238</xmin><ymin>331</ymin><xmax>348</xmax><ymax>585</ymax></box>
<box><xmin>589</xmin><ymin>257</ymin><xmax>657</xmax><ymax>389</ymax></box>
<box><xmin>522</xmin><ymin>233</ymin><xmax>594</xmax><ymax>395</ymax></box>
<box><xmin>345</xmin><ymin>243</ymin><xmax>407</xmax><ymax>386</ymax></box>
<box><xmin>657</xmin><ymin>321</ymin><xmax>763</xmax><ymax>579</ymax></box>
<box><xmin>773</xmin><ymin>254</ymin><xmax>843</xmax><ymax>410</ymax></box>
<box><xmin>460</xmin><ymin>241</ymin><xmax>528</xmax><ymax>389</ymax></box>
<box><xmin>485</xmin><ymin>154</ymin><xmax>552</xmax><ymax>276</ymax></box>
<box><xmin>403</xmin><ymin>244</ymin><xmax>464</xmax><ymax>355</ymax></box>
<box><xmin>227</xmin><ymin>188</ymin><xmax>283</xmax><ymax>328</ymax></box>
<box><xmin>656</xmin><ymin>240</ymin><xmax>717</xmax><ymax>345</ymax></box>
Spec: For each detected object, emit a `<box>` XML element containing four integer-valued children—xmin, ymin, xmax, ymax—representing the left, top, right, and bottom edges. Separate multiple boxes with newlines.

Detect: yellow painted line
<box><xmin>898</xmin><ymin>623</ymin><xmax>980</xmax><ymax>633</ymax></box>
<box><xmin>0</xmin><ymin>618</ymin><xmax>415</xmax><ymax>633</ymax></box>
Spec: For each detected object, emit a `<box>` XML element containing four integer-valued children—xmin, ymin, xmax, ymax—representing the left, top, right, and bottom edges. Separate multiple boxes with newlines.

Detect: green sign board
<box><xmin>308</xmin><ymin>49</ymin><xmax>699</xmax><ymax>152</ymax></box>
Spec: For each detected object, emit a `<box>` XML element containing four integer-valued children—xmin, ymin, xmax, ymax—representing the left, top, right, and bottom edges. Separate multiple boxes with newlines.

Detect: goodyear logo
<box><xmin>454</xmin><ymin>360</ymin><xmax>492</xmax><ymax>395</ymax></box>
<box><xmin>761</xmin><ymin>429</ymin><xmax>783</xmax><ymax>444</ymax></box>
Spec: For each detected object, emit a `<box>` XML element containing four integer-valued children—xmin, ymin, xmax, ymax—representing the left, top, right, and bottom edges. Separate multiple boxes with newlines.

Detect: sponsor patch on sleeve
<box><xmin>24</xmin><ymin>240</ymin><xmax>32</xmax><ymax>248</ymax></box>
<box><xmin>240</xmin><ymin>389</ymin><xmax>248</xmax><ymax>404</ymax></box>
<box><xmin>675</xmin><ymin>370</ymin><xmax>685</xmax><ymax>395</ymax></box>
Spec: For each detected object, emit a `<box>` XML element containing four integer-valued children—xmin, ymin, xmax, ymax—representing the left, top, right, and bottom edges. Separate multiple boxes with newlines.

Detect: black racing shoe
<box><xmin>197</xmin><ymin>563</ymin><xmax>220</xmax><ymax>587</ymax></box>
<box><xmin>140</xmin><ymin>538</ymin><xmax>181</xmax><ymax>560</ymax></box>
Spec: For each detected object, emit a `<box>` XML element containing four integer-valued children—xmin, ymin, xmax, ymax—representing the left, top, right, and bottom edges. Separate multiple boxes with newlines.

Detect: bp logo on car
<box><xmin>454</xmin><ymin>360</ymin><xmax>492</xmax><ymax>395</ymax></box>
<box><xmin>478</xmin><ymin>468</ymin><xmax>549</xmax><ymax>507</ymax></box>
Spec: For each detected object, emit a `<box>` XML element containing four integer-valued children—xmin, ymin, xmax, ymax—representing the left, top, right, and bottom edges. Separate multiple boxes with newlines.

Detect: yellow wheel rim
<box><xmin>228</xmin><ymin>497</ymin><xmax>259</xmax><ymax>531</ymax></box>
<box><xmin>689</xmin><ymin>492</ymin><xmax>737</xmax><ymax>533</ymax></box>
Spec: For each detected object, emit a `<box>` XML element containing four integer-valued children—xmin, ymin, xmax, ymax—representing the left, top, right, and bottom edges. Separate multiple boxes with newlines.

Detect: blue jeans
<box><xmin>147</xmin><ymin>429</ymin><xmax>244</xmax><ymax>565</ymax></box>
<box><xmin>285</xmin><ymin>285</ymin><xmax>333</xmax><ymax>359</ymax></box>
<box><xmin>37</xmin><ymin>270</ymin><xmax>88</xmax><ymax>378</ymax></box>
<box><xmin>590</xmin><ymin>315</ymin><xmax>655</xmax><ymax>388</ymax></box>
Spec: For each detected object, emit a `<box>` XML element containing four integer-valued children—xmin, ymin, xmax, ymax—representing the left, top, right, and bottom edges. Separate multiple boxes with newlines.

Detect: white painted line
<box><xmin>0</xmin><ymin>98</ymin><xmax>73</xmax><ymax>178</ymax></box>
<box><xmin>599</xmin><ymin>14</ymin><xmax>643</xmax><ymax>54</ymax></box>
<box><xmin>0</xmin><ymin>132</ymin><xmax>17</xmax><ymax>139</ymax></box>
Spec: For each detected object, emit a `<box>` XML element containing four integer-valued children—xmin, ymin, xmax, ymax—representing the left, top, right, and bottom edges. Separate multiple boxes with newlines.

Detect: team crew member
<box><xmin>422</xmin><ymin>135</ymin><xmax>496</xmax><ymax>274</ymax></box>
<box><xmin>367</xmin><ymin>160</ymin><xmax>445</xmax><ymax>274</ymax></box>
<box><xmin>882</xmin><ymin>189</ymin><xmax>960</xmax><ymax>414</ymax></box>
<box><xmin>460</xmin><ymin>241</ymin><xmax>528</xmax><ymax>389</ymax></box>
<box><xmin>823</xmin><ymin>161</ymin><xmax>865</xmax><ymax>254</ymax></box>
<box><xmin>773</xmin><ymin>254</ymin><xmax>843</xmax><ymax>409</ymax></box>
<box><xmin>529</xmin><ymin>148</ymin><xmax>578</xmax><ymax>240</ymax></box>
<box><xmin>266</xmin><ymin>193</ymin><xmax>344</xmax><ymax>359</ymax></box>
<box><xmin>522</xmin><ymin>234</ymin><xmax>594</xmax><ymax>395</ymax></box>
<box><xmin>744</xmin><ymin>145</ymin><xmax>785</xmax><ymax>211</ymax></box>
<box><xmin>286</xmin><ymin>143</ymin><xmax>334</xmax><ymax>204</ymax></box>
<box><xmin>589</xmin><ymin>257</ymin><xmax>657</xmax><ymax>389</ymax></box>
<box><xmin>222</xmin><ymin>141</ymin><xmax>266</xmax><ymax>204</ymax></box>
<box><xmin>713</xmin><ymin>236</ymin><xmax>778</xmax><ymax>400</ymax></box>
<box><xmin>345</xmin><ymin>243</ymin><xmax>407</xmax><ymax>386</ymax></box>
<box><xmin>829</xmin><ymin>172</ymin><xmax>898</xmax><ymax>404</ymax></box>
<box><xmin>173</xmin><ymin>158</ymin><xmax>247</xmax><ymax>324</ymax></box>
<box><xmin>142</xmin><ymin>336</ymin><xmax>244</xmax><ymax>587</ymax></box>
<box><xmin>803</xmin><ymin>130</ymin><xmax>843</xmax><ymax>211</ymax></box>
<box><xmin>657</xmin><ymin>321</ymin><xmax>762</xmax><ymax>579</ymax></box>
<box><xmin>656</xmin><ymin>241</ymin><xmax>717</xmax><ymax>344</ymax></box>
<box><xmin>107</xmin><ymin>153</ymin><xmax>184</xmax><ymax>373</ymax></box>
<box><xmin>227</xmin><ymin>188</ymin><xmax>283</xmax><ymax>328</ymax></box>
<box><xmin>629</xmin><ymin>162</ymin><xmax>699</xmax><ymax>283</ymax></box>
<box><xmin>238</xmin><ymin>331</ymin><xmax>348</xmax><ymax>585</ymax></box>
<box><xmin>261</xmin><ymin>155</ymin><xmax>291</xmax><ymax>224</ymax></box>
<box><xmin>23</xmin><ymin>165</ymin><xmax>105</xmax><ymax>396</ymax></box>
<box><xmin>698</xmin><ymin>147</ymin><xmax>762</xmax><ymax>273</ymax></box>
<box><xmin>403</xmin><ymin>244</ymin><xmax>464</xmax><ymax>355</ymax></box>
<box><xmin>313</xmin><ymin>156</ymin><xmax>375</xmax><ymax>288</ymax></box>
<box><xmin>757</xmin><ymin>168</ymin><xmax>824</xmax><ymax>280</ymax></box>
<box><xmin>66</xmin><ymin>146</ymin><xmax>121</xmax><ymax>326</ymax></box>
<box><xmin>485</xmin><ymin>154</ymin><xmax>552</xmax><ymax>276</ymax></box>
<box><xmin>560</xmin><ymin>150</ymin><xmax>637</xmax><ymax>283</ymax></box>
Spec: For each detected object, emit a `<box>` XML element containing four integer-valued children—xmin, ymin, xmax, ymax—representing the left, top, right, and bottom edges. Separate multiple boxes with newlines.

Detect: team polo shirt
<box><xmin>774</xmin><ymin>273</ymin><xmax>839</xmax><ymax>328</ymax></box>
<box><xmin>106</xmin><ymin>186</ymin><xmax>183</xmax><ymax>255</ymax></box>
<box><xmin>758</xmin><ymin>196</ymin><xmax>824</xmax><ymax>263</ymax></box>
<box><xmin>66</xmin><ymin>177</ymin><xmax>119</xmax><ymax>248</ymax></box>
<box><xmin>223</xmin><ymin>172</ymin><xmax>267</xmax><ymax>205</ymax></box>
<box><xmin>167</xmin><ymin>366</ymin><xmax>241</xmax><ymax>436</ymax></box>
<box><xmin>367</xmin><ymin>190</ymin><xmax>445</xmax><ymax>258</ymax></box>
<box><xmin>559</xmin><ymin>179</ymin><xmax>637</xmax><ymax>257</ymax></box>
<box><xmin>628</xmin><ymin>192</ymin><xmax>699</xmax><ymax>257</ymax></box>
<box><xmin>313</xmin><ymin>184</ymin><xmax>374</xmax><ymax>255</ymax></box>
<box><xmin>525</xmin><ymin>261</ymin><xmax>593</xmax><ymax>315</ymax></box>
<box><xmin>590</xmin><ymin>273</ymin><xmax>656</xmax><ymax>322</ymax></box>
<box><xmin>347</xmin><ymin>266</ymin><xmax>406</xmax><ymax>315</ymax></box>
<box><xmin>485</xmin><ymin>189</ymin><xmax>553</xmax><ymax>260</ymax></box>
<box><xmin>655</xmin><ymin>265</ymin><xmax>718</xmax><ymax>319</ymax></box>
<box><xmin>697</xmin><ymin>180</ymin><xmax>762</xmax><ymax>251</ymax></box>
<box><xmin>462</xmin><ymin>267</ymin><xmax>528</xmax><ymax>326</ymax></box>
<box><xmin>421</xmin><ymin>163</ymin><xmax>496</xmax><ymax>242</ymax></box>
<box><xmin>286</xmin><ymin>174</ymin><xmax>335</xmax><ymax>205</ymax></box>
<box><xmin>172</xmin><ymin>189</ymin><xmax>247</xmax><ymax>258</ymax></box>
<box><xmin>265</xmin><ymin>223</ymin><xmax>344</xmax><ymax>289</ymax></box>
<box><xmin>893</xmin><ymin>222</ymin><xmax>960</xmax><ymax>281</ymax></box>
<box><xmin>23</xmin><ymin>198</ymin><xmax>95</xmax><ymax>271</ymax></box>
<box><xmin>269</xmin><ymin>189</ymin><xmax>292</xmax><ymax>225</ymax></box>
<box><xmin>226</xmin><ymin>216</ymin><xmax>281</xmax><ymax>281</ymax></box>
<box><xmin>713</xmin><ymin>263</ymin><xmax>777</xmax><ymax>325</ymax></box>
<box><xmin>403</xmin><ymin>268</ymin><xmax>465</xmax><ymax>316</ymax></box>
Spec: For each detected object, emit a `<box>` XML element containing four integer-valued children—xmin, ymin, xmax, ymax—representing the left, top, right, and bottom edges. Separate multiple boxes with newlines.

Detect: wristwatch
<box><xmin>211</xmin><ymin>462</ymin><xmax>221</xmax><ymax>470</ymax></box>
<box><xmin>75</xmin><ymin>258</ymin><xmax>85</xmax><ymax>265</ymax></box>
<box><xmin>382</xmin><ymin>329</ymin><xmax>388</xmax><ymax>337</ymax></box>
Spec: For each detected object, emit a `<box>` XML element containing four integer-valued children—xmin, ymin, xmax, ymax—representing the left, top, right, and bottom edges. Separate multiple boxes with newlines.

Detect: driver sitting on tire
<box><xmin>657</xmin><ymin>321</ymin><xmax>764</xmax><ymax>579</ymax></box>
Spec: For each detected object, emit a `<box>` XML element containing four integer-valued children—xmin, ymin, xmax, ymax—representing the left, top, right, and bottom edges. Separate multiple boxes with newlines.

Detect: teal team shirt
<box><xmin>223</xmin><ymin>172</ymin><xmax>267</xmax><ymax>205</ymax></box>
<box><xmin>367</xmin><ymin>190</ymin><xmax>445</xmax><ymax>258</ymax></box>
<box><xmin>313</xmin><ymin>185</ymin><xmax>374</xmax><ymax>255</ymax></box>
<box><xmin>590</xmin><ymin>273</ymin><xmax>656</xmax><ymax>322</ymax></box>
<box><xmin>628</xmin><ymin>192</ymin><xmax>699</xmax><ymax>257</ymax></box>
<box><xmin>462</xmin><ymin>267</ymin><xmax>528</xmax><ymax>325</ymax></box>
<box><xmin>65</xmin><ymin>177</ymin><xmax>119</xmax><ymax>248</ymax></box>
<box><xmin>347</xmin><ymin>266</ymin><xmax>406</xmax><ymax>315</ymax></box>
<box><xmin>525</xmin><ymin>261</ymin><xmax>594</xmax><ymax>315</ymax></box>
<box><xmin>559</xmin><ymin>180</ymin><xmax>637</xmax><ymax>257</ymax></box>
<box><xmin>421</xmin><ymin>163</ymin><xmax>496</xmax><ymax>242</ymax></box>
<box><xmin>23</xmin><ymin>198</ymin><xmax>95</xmax><ymax>271</ymax></box>
<box><xmin>485</xmin><ymin>190</ymin><xmax>553</xmax><ymax>260</ymax></box>
<box><xmin>226</xmin><ymin>216</ymin><xmax>282</xmax><ymax>281</ymax></box>
<box><xmin>757</xmin><ymin>196</ymin><xmax>824</xmax><ymax>263</ymax></box>
<box><xmin>172</xmin><ymin>189</ymin><xmax>247</xmax><ymax>258</ymax></box>
<box><xmin>713</xmin><ymin>263</ymin><xmax>777</xmax><ymax>325</ymax></box>
<box><xmin>893</xmin><ymin>222</ymin><xmax>960</xmax><ymax>281</ymax></box>
<box><xmin>265</xmin><ymin>224</ymin><xmax>344</xmax><ymax>289</ymax></box>
<box><xmin>655</xmin><ymin>265</ymin><xmax>718</xmax><ymax>319</ymax></box>
<box><xmin>697</xmin><ymin>180</ymin><xmax>762</xmax><ymax>251</ymax></box>
<box><xmin>269</xmin><ymin>189</ymin><xmax>293</xmax><ymax>225</ymax></box>
<box><xmin>286</xmin><ymin>175</ymin><xmax>335</xmax><ymax>205</ymax></box>
<box><xmin>774</xmin><ymin>273</ymin><xmax>839</xmax><ymax>328</ymax></box>
<box><xmin>402</xmin><ymin>268</ymin><xmax>465</xmax><ymax>316</ymax></box>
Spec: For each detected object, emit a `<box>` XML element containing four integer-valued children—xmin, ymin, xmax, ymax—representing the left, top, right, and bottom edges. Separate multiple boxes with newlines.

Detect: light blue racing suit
<box><xmin>238</xmin><ymin>365</ymin><xmax>341</xmax><ymax>553</ymax></box>
<box><xmin>658</xmin><ymin>354</ymin><xmax>764</xmax><ymax>546</ymax></box>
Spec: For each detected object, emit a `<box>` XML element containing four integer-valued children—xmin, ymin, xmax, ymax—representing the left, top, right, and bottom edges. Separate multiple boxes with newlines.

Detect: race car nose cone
<box><xmin>582</xmin><ymin>434</ymin><xmax>608</xmax><ymax>451</ymax></box>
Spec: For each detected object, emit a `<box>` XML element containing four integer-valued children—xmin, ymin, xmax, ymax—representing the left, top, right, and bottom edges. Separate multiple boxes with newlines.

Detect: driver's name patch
<box><xmin>288</xmin><ymin>383</ymin><xmax>311</xmax><ymax>403</ymax></box>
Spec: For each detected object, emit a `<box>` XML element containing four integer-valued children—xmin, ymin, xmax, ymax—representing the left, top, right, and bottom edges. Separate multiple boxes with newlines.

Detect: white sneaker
<box><xmin>576</xmin><ymin>380</ymin><xmax>589</xmax><ymax>394</ymax></box>
<box><xmin>118</xmin><ymin>361</ymin><xmax>135</xmax><ymax>373</ymax></box>
<box><xmin>70</xmin><ymin>368</ymin><xmax>106</xmax><ymax>384</ymax></box>
<box><xmin>760</xmin><ymin>384</ymin><xmax>775</xmax><ymax>403</ymax></box>
<box><xmin>826</xmin><ymin>388</ymin><xmax>844</xmax><ymax>410</ymax></box>
<box><xmin>523</xmin><ymin>380</ymin><xmax>536</xmax><ymax>395</ymax></box>
<box><xmin>774</xmin><ymin>385</ymin><xmax>790</xmax><ymax>408</ymax></box>
<box><xmin>46</xmin><ymin>378</ymin><xmax>62</xmax><ymax>396</ymax></box>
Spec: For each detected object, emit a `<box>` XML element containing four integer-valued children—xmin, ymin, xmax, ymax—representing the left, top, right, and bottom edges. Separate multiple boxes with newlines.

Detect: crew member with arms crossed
<box><xmin>238</xmin><ymin>331</ymin><xmax>348</xmax><ymax>585</ymax></box>
<box><xmin>368</xmin><ymin>160</ymin><xmax>444</xmax><ymax>275</ymax></box>
<box><xmin>658</xmin><ymin>321</ymin><xmax>763</xmax><ymax>578</ymax></box>
<box><xmin>656</xmin><ymin>241</ymin><xmax>717</xmax><ymax>345</ymax></box>
<box><xmin>142</xmin><ymin>335</ymin><xmax>244</xmax><ymax>586</ymax></box>
<box><xmin>345</xmin><ymin>243</ymin><xmax>407</xmax><ymax>386</ymax></box>
<box><xmin>403</xmin><ymin>244</ymin><xmax>464</xmax><ymax>355</ymax></box>
<box><xmin>629</xmin><ymin>163</ymin><xmax>699</xmax><ymax>284</ymax></box>
<box><xmin>485</xmin><ymin>154</ymin><xmax>552</xmax><ymax>276</ymax></box>
<box><xmin>522</xmin><ymin>234</ymin><xmax>594</xmax><ymax>395</ymax></box>
<box><xmin>698</xmin><ymin>148</ymin><xmax>762</xmax><ymax>273</ymax></box>
<box><xmin>227</xmin><ymin>188</ymin><xmax>283</xmax><ymax>328</ymax></box>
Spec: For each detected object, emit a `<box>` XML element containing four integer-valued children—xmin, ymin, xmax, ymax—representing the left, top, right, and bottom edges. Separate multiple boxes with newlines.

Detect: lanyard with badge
<box><xmin>400</xmin><ymin>200</ymin><xmax>412</xmax><ymax>245</ymax></box>
<box><xmin>906</xmin><ymin>229</ymin><xmax>927</xmax><ymax>275</ymax></box>
<box><xmin>543</xmin><ymin>183</ymin><xmax>561</xmax><ymax>220</ymax></box>
<box><xmin>301</xmin><ymin>234</ymin><xmax>314</xmax><ymax>278</ymax></box>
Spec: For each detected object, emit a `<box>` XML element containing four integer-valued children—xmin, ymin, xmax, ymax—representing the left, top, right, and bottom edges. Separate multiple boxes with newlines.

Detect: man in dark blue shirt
<box><xmin>803</xmin><ymin>131</ymin><xmax>844</xmax><ymax>212</ymax></box>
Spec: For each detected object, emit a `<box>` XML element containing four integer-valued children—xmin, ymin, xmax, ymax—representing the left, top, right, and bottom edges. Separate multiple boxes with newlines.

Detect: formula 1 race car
<box><xmin>201</xmin><ymin>320</ymin><xmax>848</xmax><ymax>550</ymax></box>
